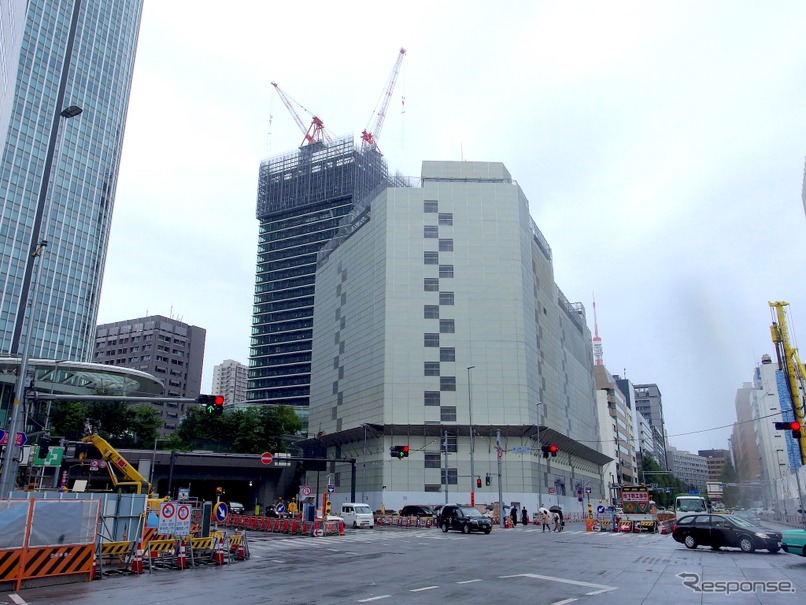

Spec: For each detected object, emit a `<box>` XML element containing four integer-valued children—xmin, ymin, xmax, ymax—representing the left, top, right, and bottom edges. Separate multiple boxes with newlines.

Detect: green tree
<box><xmin>719</xmin><ymin>458</ymin><xmax>739</xmax><ymax>509</ymax></box>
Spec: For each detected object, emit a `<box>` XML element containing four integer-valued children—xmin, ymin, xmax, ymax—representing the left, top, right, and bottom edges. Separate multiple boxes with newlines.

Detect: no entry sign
<box><xmin>260</xmin><ymin>452</ymin><xmax>273</xmax><ymax>465</ymax></box>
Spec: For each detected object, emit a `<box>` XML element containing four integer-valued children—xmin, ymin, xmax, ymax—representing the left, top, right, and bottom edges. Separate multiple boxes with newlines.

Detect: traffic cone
<box><xmin>338</xmin><ymin>520</ymin><xmax>345</xmax><ymax>536</ymax></box>
<box><xmin>130</xmin><ymin>542</ymin><xmax>144</xmax><ymax>574</ymax></box>
<box><xmin>176</xmin><ymin>539</ymin><xmax>187</xmax><ymax>570</ymax></box>
<box><xmin>213</xmin><ymin>536</ymin><xmax>226</xmax><ymax>565</ymax></box>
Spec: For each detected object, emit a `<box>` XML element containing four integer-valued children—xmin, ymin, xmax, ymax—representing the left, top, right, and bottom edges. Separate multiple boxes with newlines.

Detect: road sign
<box><xmin>260</xmin><ymin>452</ymin><xmax>273</xmax><ymax>465</ymax></box>
<box><xmin>175</xmin><ymin>504</ymin><xmax>192</xmax><ymax>535</ymax></box>
<box><xmin>548</xmin><ymin>487</ymin><xmax>555</xmax><ymax>495</ymax></box>
<box><xmin>327</xmin><ymin>484</ymin><xmax>335</xmax><ymax>493</ymax></box>
<box><xmin>159</xmin><ymin>501</ymin><xmax>177</xmax><ymax>535</ymax></box>
<box><xmin>33</xmin><ymin>446</ymin><xmax>64</xmax><ymax>467</ymax></box>
<box><xmin>0</xmin><ymin>431</ymin><xmax>26</xmax><ymax>446</ymax></box>
<box><xmin>300</xmin><ymin>485</ymin><xmax>312</xmax><ymax>497</ymax></box>
<box><xmin>276</xmin><ymin>504</ymin><xmax>285</xmax><ymax>514</ymax></box>
<box><xmin>511</xmin><ymin>446</ymin><xmax>532</xmax><ymax>454</ymax></box>
<box><xmin>585</xmin><ymin>487</ymin><xmax>592</xmax><ymax>494</ymax></box>
<box><xmin>597</xmin><ymin>505</ymin><xmax>605</xmax><ymax>514</ymax></box>
<box><xmin>90</xmin><ymin>460</ymin><xmax>99</xmax><ymax>472</ymax></box>
<box><xmin>213</xmin><ymin>502</ymin><xmax>228</xmax><ymax>523</ymax></box>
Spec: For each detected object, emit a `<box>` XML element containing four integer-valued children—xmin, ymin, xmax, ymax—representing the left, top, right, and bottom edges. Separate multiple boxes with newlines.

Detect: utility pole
<box><xmin>443</xmin><ymin>431</ymin><xmax>449</xmax><ymax>505</ymax></box>
<box><xmin>496</xmin><ymin>429</ymin><xmax>503</xmax><ymax>527</ymax></box>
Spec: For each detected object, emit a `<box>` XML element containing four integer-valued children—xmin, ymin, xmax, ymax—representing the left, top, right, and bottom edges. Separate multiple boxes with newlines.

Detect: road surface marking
<box><xmin>552</xmin><ymin>599</ymin><xmax>578</xmax><ymax>605</ymax></box>
<box><xmin>501</xmin><ymin>573</ymin><xmax>617</xmax><ymax>593</ymax></box>
<box><xmin>357</xmin><ymin>596</ymin><xmax>391</xmax><ymax>602</ymax></box>
<box><xmin>410</xmin><ymin>586</ymin><xmax>439</xmax><ymax>592</ymax></box>
<box><xmin>456</xmin><ymin>579</ymin><xmax>482</xmax><ymax>584</ymax></box>
<box><xmin>10</xmin><ymin>595</ymin><xmax>28</xmax><ymax>605</ymax></box>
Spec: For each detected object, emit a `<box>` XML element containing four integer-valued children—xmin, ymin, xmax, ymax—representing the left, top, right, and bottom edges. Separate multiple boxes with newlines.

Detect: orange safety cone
<box><xmin>213</xmin><ymin>536</ymin><xmax>226</xmax><ymax>565</ymax></box>
<box><xmin>338</xmin><ymin>520</ymin><xmax>345</xmax><ymax>536</ymax></box>
<box><xmin>130</xmin><ymin>542</ymin><xmax>144</xmax><ymax>574</ymax></box>
<box><xmin>176</xmin><ymin>539</ymin><xmax>187</xmax><ymax>570</ymax></box>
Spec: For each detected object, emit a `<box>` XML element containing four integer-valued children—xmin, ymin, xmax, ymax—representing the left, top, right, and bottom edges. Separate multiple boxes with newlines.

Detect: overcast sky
<box><xmin>98</xmin><ymin>1</ymin><xmax>806</xmax><ymax>454</ymax></box>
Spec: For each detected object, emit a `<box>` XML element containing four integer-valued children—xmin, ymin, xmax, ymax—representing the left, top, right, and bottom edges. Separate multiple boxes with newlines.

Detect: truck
<box><xmin>673</xmin><ymin>494</ymin><xmax>708</xmax><ymax>520</ymax></box>
<box><xmin>620</xmin><ymin>485</ymin><xmax>656</xmax><ymax>531</ymax></box>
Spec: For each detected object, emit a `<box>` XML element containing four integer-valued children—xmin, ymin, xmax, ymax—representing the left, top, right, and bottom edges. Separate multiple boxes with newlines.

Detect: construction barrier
<box><xmin>145</xmin><ymin>538</ymin><xmax>179</xmax><ymax>572</ymax></box>
<box><xmin>97</xmin><ymin>540</ymin><xmax>135</xmax><ymax>576</ymax></box>
<box><xmin>0</xmin><ymin>499</ymin><xmax>100</xmax><ymax>591</ymax></box>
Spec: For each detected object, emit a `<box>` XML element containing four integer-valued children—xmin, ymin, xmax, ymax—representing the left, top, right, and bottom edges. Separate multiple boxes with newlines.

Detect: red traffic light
<box><xmin>790</xmin><ymin>421</ymin><xmax>801</xmax><ymax>431</ymax></box>
<box><xmin>402</xmin><ymin>446</ymin><xmax>409</xmax><ymax>455</ymax></box>
<box><xmin>476</xmin><ymin>477</ymin><xmax>482</xmax><ymax>488</ymax></box>
<box><xmin>548</xmin><ymin>444</ymin><xmax>558</xmax><ymax>456</ymax></box>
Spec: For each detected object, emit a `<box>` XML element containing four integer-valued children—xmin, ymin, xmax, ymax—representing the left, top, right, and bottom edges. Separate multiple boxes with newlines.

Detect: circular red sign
<box><xmin>260</xmin><ymin>452</ymin><xmax>273</xmax><ymax>465</ymax></box>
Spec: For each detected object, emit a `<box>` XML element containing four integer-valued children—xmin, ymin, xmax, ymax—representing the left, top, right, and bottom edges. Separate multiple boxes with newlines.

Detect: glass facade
<box><xmin>0</xmin><ymin>0</ymin><xmax>143</xmax><ymax>361</ymax></box>
<box><xmin>249</xmin><ymin>137</ymin><xmax>389</xmax><ymax>408</ymax></box>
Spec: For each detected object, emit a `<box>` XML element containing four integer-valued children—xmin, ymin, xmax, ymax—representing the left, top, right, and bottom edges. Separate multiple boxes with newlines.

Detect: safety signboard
<box><xmin>175</xmin><ymin>503</ymin><xmax>192</xmax><ymax>536</ymax></box>
<box><xmin>300</xmin><ymin>485</ymin><xmax>312</xmax><ymax>497</ymax></box>
<box><xmin>158</xmin><ymin>501</ymin><xmax>177</xmax><ymax>535</ymax></box>
<box><xmin>0</xmin><ymin>430</ymin><xmax>27</xmax><ymax>446</ymax></box>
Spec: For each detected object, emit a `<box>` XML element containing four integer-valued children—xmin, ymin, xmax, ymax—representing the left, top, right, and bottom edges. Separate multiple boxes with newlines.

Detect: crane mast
<box><xmin>769</xmin><ymin>301</ymin><xmax>806</xmax><ymax>465</ymax></box>
<box><xmin>270</xmin><ymin>82</ymin><xmax>332</xmax><ymax>147</ymax></box>
<box><xmin>361</xmin><ymin>47</ymin><xmax>406</xmax><ymax>153</ymax></box>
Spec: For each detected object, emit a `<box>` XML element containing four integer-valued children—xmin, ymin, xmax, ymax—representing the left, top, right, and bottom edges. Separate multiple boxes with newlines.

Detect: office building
<box><xmin>666</xmin><ymin>446</ymin><xmax>708</xmax><ymax>494</ymax></box>
<box><xmin>94</xmin><ymin>315</ymin><xmax>205</xmax><ymax>434</ymax></box>
<box><xmin>633</xmin><ymin>383</ymin><xmax>668</xmax><ymax>469</ymax></box>
<box><xmin>0</xmin><ymin>0</ymin><xmax>26</xmax><ymax>151</ymax></box>
<box><xmin>306</xmin><ymin>160</ymin><xmax>609</xmax><ymax>512</ymax></box>
<box><xmin>0</xmin><ymin>1</ymin><xmax>144</xmax><ymax>363</ymax></box>
<box><xmin>594</xmin><ymin>365</ymin><xmax>637</xmax><ymax>490</ymax></box>
<box><xmin>248</xmin><ymin>137</ymin><xmax>392</xmax><ymax>417</ymax></box>
<box><xmin>212</xmin><ymin>359</ymin><xmax>248</xmax><ymax>406</ymax></box>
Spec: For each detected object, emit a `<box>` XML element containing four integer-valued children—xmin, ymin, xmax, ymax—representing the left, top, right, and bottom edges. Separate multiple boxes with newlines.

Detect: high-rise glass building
<box><xmin>248</xmin><ymin>137</ymin><xmax>391</xmax><ymax>419</ymax></box>
<box><xmin>0</xmin><ymin>0</ymin><xmax>144</xmax><ymax>362</ymax></box>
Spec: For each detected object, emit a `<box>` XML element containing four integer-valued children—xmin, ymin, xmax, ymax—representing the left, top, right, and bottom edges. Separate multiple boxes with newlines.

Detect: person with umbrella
<box><xmin>539</xmin><ymin>507</ymin><xmax>550</xmax><ymax>532</ymax></box>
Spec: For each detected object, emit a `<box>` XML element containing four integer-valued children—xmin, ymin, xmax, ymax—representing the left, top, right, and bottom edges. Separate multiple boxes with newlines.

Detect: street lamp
<box><xmin>0</xmin><ymin>102</ymin><xmax>83</xmax><ymax>496</ymax></box>
<box><xmin>467</xmin><ymin>366</ymin><xmax>475</xmax><ymax>507</ymax></box>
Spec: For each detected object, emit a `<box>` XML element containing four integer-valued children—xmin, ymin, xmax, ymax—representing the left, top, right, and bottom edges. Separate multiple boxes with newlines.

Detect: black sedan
<box><xmin>672</xmin><ymin>513</ymin><xmax>782</xmax><ymax>553</ymax></box>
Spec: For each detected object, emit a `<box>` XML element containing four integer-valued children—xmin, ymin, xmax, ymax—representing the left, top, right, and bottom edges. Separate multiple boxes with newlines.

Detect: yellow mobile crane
<box><xmin>80</xmin><ymin>434</ymin><xmax>152</xmax><ymax>495</ymax></box>
<box><xmin>769</xmin><ymin>301</ymin><xmax>806</xmax><ymax>465</ymax></box>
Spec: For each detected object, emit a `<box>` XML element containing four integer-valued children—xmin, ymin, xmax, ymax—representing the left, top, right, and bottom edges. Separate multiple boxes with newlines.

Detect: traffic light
<box><xmin>485</xmin><ymin>473</ymin><xmax>491</xmax><ymax>486</ymax></box>
<box><xmin>38</xmin><ymin>437</ymin><xmax>50</xmax><ymax>458</ymax></box>
<box><xmin>476</xmin><ymin>477</ymin><xmax>482</xmax><ymax>488</ymax></box>
<box><xmin>389</xmin><ymin>445</ymin><xmax>410</xmax><ymax>459</ymax></box>
<box><xmin>324</xmin><ymin>499</ymin><xmax>332</xmax><ymax>515</ymax></box>
<box><xmin>549</xmin><ymin>444</ymin><xmax>558</xmax><ymax>457</ymax></box>
<box><xmin>198</xmin><ymin>394</ymin><xmax>225</xmax><ymax>415</ymax></box>
<box><xmin>775</xmin><ymin>420</ymin><xmax>803</xmax><ymax>438</ymax></box>
<box><xmin>216</xmin><ymin>486</ymin><xmax>223</xmax><ymax>496</ymax></box>
<box><xmin>542</xmin><ymin>444</ymin><xmax>558</xmax><ymax>458</ymax></box>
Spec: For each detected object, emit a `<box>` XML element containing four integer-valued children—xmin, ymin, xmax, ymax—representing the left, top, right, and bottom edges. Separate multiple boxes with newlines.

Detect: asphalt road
<box><xmin>6</xmin><ymin>520</ymin><xmax>806</xmax><ymax>605</ymax></box>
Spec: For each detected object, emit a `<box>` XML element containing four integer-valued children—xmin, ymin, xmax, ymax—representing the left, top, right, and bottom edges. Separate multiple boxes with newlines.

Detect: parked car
<box><xmin>781</xmin><ymin>529</ymin><xmax>806</xmax><ymax>557</ymax></box>
<box><xmin>399</xmin><ymin>505</ymin><xmax>434</xmax><ymax>518</ymax></box>
<box><xmin>340</xmin><ymin>502</ymin><xmax>375</xmax><ymax>528</ymax></box>
<box><xmin>672</xmin><ymin>513</ymin><xmax>782</xmax><ymax>553</ymax></box>
<box><xmin>439</xmin><ymin>504</ymin><xmax>492</xmax><ymax>534</ymax></box>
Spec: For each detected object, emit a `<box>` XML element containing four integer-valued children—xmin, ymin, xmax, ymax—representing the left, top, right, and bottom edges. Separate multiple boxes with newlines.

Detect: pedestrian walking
<box><xmin>521</xmin><ymin>506</ymin><xmax>528</xmax><ymax>526</ymax></box>
<box><xmin>541</xmin><ymin>510</ymin><xmax>550</xmax><ymax>532</ymax></box>
<box><xmin>510</xmin><ymin>505</ymin><xmax>518</xmax><ymax>526</ymax></box>
<box><xmin>553</xmin><ymin>511</ymin><xmax>561</xmax><ymax>532</ymax></box>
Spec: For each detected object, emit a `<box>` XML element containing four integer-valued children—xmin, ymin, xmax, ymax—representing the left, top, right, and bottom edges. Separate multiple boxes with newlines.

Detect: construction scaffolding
<box><xmin>256</xmin><ymin>136</ymin><xmax>389</xmax><ymax>219</ymax></box>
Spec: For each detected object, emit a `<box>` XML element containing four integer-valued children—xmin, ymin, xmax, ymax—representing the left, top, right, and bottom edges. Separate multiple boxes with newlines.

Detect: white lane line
<box><xmin>10</xmin><ymin>594</ymin><xmax>28</xmax><ymax>605</ymax></box>
<box><xmin>456</xmin><ymin>579</ymin><xmax>483</xmax><ymax>584</ymax></box>
<box><xmin>357</xmin><ymin>596</ymin><xmax>391</xmax><ymax>602</ymax></box>
<box><xmin>410</xmin><ymin>586</ymin><xmax>439</xmax><ymax>592</ymax></box>
<box><xmin>552</xmin><ymin>599</ymin><xmax>578</xmax><ymax>605</ymax></box>
<box><xmin>500</xmin><ymin>573</ymin><xmax>617</xmax><ymax>592</ymax></box>
<box><xmin>585</xmin><ymin>589</ymin><xmax>612</xmax><ymax>595</ymax></box>
<box><xmin>271</xmin><ymin>559</ymin><xmax>284</xmax><ymax>563</ymax></box>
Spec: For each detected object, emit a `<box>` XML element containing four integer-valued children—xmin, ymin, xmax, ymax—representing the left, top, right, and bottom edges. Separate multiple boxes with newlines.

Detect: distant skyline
<box><xmin>97</xmin><ymin>1</ymin><xmax>806</xmax><ymax>454</ymax></box>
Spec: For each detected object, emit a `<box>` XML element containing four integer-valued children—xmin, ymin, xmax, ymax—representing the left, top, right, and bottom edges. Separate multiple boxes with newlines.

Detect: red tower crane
<box><xmin>271</xmin><ymin>81</ymin><xmax>332</xmax><ymax>147</ymax></box>
<box><xmin>361</xmin><ymin>47</ymin><xmax>406</xmax><ymax>154</ymax></box>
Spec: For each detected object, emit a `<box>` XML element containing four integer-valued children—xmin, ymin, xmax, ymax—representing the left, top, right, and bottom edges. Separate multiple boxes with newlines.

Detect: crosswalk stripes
<box><xmin>247</xmin><ymin>529</ymin><xmax>440</xmax><ymax>554</ymax></box>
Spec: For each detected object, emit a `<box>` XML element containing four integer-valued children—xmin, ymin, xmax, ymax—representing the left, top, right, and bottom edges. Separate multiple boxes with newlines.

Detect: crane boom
<box><xmin>769</xmin><ymin>301</ymin><xmax>806</xmax><ymax>465</ymax></box>
<box><xmin>361</xmin><ymin>47</ymin><xmax>406</xmax><ymax>153</ymax></box>
<box><xmin>270</xmin><ymin>82</ymin><xmax>332</xmax><ymax>147</ymax></box>
<box><xmin>81</xmin><ymin>434</ymin><xmax>152</xmax><ymax>494</ymax></box>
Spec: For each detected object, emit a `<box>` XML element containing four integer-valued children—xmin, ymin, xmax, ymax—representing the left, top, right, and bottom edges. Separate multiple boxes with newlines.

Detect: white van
<box><xmin>339</xmin><ymin>503</ymin><xmax>375</xmax><ymax>528</ymax></box>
